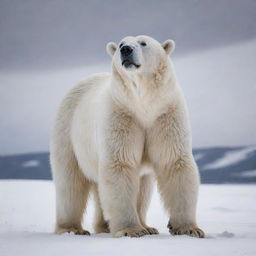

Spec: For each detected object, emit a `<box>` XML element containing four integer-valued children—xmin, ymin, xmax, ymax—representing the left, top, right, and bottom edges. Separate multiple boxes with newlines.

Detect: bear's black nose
<box><xmin>120</xmin><ymin>45</ymin><xmax>133</xmax><ymax>57</ymax></box>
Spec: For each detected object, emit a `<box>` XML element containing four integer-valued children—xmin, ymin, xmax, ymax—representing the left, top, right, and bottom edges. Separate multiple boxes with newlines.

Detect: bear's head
<box><xmin>106</xmin><ymin>35</ymin><xmax>175</xmax><ymax>75</ymax></box>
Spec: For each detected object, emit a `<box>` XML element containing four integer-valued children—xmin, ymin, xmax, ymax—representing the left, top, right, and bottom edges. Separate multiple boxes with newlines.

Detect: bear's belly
<box><xmin>71</xmin><ymin>97</ymin><xmax>101</xmax><ymax>183</ymax></box>
<box><xmin>72</xmin><ymin>125</ymin><xmax>99</xmax><ymax>183</ymax></box>
<box><xmin>76</xmin><ymin>150</ymin><xmax>99</xmax><ymax>183</ymax></box>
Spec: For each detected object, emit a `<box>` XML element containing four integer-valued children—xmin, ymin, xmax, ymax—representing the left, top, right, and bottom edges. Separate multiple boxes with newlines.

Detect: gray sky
<box><xmin>0</xmin><ymin>0</ymin><xmax>256</xmax><ymax>154</ymax></box>
<box><xmin>0</xmin><ymin>0</ymin><xmax>256</xmax><ymax>70</ymax></box>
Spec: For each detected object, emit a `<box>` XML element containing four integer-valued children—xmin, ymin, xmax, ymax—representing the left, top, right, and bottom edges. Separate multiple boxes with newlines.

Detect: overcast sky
<box><xmin>0</xmin><ymin>0</ymin><xmax>256</xmax><ymax>154</ymax></box>
<box><xmin>1</xmin><ymin>0</ymin><xmax>256</xmax><ymax>70</ymax></box>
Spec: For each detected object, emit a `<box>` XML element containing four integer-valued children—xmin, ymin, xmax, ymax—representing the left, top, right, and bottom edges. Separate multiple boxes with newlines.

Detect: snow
<box><xmin>193</xmin><ymin>153</ymin><xmax>204</xmax><ymax>161</ymax></box>
<box><xmin>233</xmin><ymin>170</ymin><xmax>256</xmax><ymax>178</ymax></box>
<box><xmin>204</xmin><ymin>146</ymin><xmax>256</xmax><ymax>170</ymax></box>
<box><xmin>21</xmin><ymin>160</ymin><xmax>40</xmax><ymax>168</ymax></box>
<box><xmin>0</xmin><ymin>180</ymin><xmax>256</xmax><ymax>256</ymax></box>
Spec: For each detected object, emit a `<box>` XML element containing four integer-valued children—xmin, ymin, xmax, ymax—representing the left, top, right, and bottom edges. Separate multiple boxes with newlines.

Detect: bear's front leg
<box><xmin>157</xmin><ymin>155</ymin><xmax>205</xmax><ymax>238</ymax></box>
<box><xmin>147</xmin><ymin>106</ymin><xmax>205</xmax><ymax>238</ymax></box>
<box><xmin>98</xmin><ymin>110</ymin><xmax>149</xmax><ymax>237</ymax></box>
<box><xmin>99</xmin><ymin>161</ymin><xmax>149</xmax><ymax>237</ymax></box>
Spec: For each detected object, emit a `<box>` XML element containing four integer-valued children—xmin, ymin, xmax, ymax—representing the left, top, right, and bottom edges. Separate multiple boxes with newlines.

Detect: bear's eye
<box><xmin>140</xmin><ymin>42</ymin><xmax>147</xmax><ymax>46</ymax></box>
<box><xmin>119</xmin><ymin>43</ymin><xmax>124</xmax><ymax>48</ymax></box>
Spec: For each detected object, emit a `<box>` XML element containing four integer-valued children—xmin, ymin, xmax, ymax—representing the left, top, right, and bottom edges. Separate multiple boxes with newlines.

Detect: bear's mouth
<box><xmin>122</xmin><ymin>59</ymin><xmax>141</xmax><ymax>69</ymax></box>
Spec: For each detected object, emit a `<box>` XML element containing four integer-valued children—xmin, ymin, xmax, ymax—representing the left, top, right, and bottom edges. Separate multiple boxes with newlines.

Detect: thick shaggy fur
<box><xmin>50</xmin><ymin>35</ymin><xmax>205</xmax><ymax>238</ymax></box>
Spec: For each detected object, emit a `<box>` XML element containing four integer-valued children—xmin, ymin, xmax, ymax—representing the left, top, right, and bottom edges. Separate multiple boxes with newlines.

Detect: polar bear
<box><xmin>50</xmin><ymin>35</ymin><xmax>205</xmax><ymax>238</ymax></box>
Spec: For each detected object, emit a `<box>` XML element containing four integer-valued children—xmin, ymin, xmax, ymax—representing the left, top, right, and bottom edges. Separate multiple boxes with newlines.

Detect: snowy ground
<box><xmin>0</xmin><ymin>181</ymin><xmax>255</xmax><ymax>256</ymax></box>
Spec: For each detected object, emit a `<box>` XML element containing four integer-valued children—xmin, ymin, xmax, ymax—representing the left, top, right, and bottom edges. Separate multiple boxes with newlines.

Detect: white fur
<box><xmin>50</xmin><ymin>35</ymin><xmax>205</xmax><ymax>238</ymax></box>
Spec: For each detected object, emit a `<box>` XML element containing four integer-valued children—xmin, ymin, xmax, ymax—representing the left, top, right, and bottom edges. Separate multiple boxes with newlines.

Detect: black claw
<box><xmin>196</xmin><ymin>230</ymin><xmax>201</xmax><ymax>237</ymax></box>
<box><xmin>167</xmin><ymin>222</ymin><xmax>172</xmax><ymax>229</ymax></box>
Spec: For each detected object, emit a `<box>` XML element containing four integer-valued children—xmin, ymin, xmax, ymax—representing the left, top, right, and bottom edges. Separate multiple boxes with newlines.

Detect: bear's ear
<box><xmin>162</xmin><ymin>39</ymin><xmax>175</xmax><ymax>55</ymax></box>
<box><xmin>106</xmin><ymin>42</ymin><xmax>117</xmax><ymax>57</ymax></box>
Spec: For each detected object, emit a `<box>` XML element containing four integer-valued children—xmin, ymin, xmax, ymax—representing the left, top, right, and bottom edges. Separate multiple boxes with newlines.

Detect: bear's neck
<box><xmin>110</xmin><ymin>60</ymin><xmax>177</xmax><ymax>127</ymax></box>
<box><xmin>111</xmin><ymin>59</ymin><xmax>173</xmax><ymax>97</ymax></box>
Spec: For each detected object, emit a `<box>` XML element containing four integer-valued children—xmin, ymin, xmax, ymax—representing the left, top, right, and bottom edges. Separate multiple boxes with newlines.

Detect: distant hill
<box><xmin>0</xmin><ymin>146</ymin><xmax>255</xmax><ymax>184</ymax></box>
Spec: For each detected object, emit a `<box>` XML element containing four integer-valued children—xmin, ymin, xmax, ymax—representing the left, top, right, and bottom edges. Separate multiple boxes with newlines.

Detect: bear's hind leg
<box><xmin>91</xmin><ymin>184</ymin><xmax>110</xmax><ymax>233</ymax></box>
<box><xmin>137</xmin><ymin>174</ymin><xmax>159</xmax><ymax>235</ymax></box>
<box><xmin>52</xmin><ymin>152</ymin><xmax>91</xmax><ymax>235</ymax></box>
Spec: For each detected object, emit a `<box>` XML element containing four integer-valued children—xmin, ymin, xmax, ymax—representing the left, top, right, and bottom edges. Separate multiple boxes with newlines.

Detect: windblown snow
<box><xmin>21</xmin><ymin>160</ymin><xmax>40</xmax><ymax>168</ymax></box>
<box><xmin>204</xmin><ymin>146</ymin><xmax>256</xmax><ymax>170</ymax></box>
